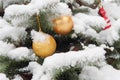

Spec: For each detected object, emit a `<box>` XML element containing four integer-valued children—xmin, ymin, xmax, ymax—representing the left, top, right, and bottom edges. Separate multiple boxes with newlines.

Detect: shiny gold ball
<box><xmin>53</xmin><ymin>15</ymin><xmax>73</xmax><ymax>35</ymax></box>
<box><xmin>32</xmin><ymin>33</ymin><xmax>56</xmax><ymax>58</ymax></box>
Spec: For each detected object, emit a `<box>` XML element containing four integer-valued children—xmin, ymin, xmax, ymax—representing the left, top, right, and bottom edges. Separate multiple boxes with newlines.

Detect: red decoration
<box><xmin>98</xmin><ymin>6</ymin><xmax>111</xmax><ymax>30</ymax></box>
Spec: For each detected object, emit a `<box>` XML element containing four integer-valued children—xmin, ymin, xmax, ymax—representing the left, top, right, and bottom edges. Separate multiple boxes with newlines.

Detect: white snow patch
<box><xmin>84</xmin><ymin>28</ymin><xmax>98</xmax><ymax>38</ymax></box>
<box><xmin>39</xmin><ymin>74</ymin><xmax>51</xmax><ymax>80</ymax></box>
<box><xmin>51</xmin><ymin>2</ymin><xmax>72</xmax><ymax>17</ymax></box>
<box><xmin>0</xmin><ymin>73</ymin><xmax>9</xmax><ymax>80</ymax></box>
<box><xmin>72</xmin><ymin>16</ymin><xmax>87</xmax><ymax>33</ymax></box>
<box><xmin>98</xmin><ymin>27</ymin><xmax>119</xmax><ymax>45</ymax></box>
<box><xmin>4</xmin><ymin>0</ymin><xmax>60</xmax><ymax>17</ymax></box>
<box><xmin>28</xmin><ymin>62</ymin><xmax>44</xmax><ymax>80</ymax></box>
<box><xmin>43</xmin><ymin>47</ymin><xmax>106</xmax><ymax>72</ymax></box>
<box><xmin>0</xmin><ymin>41</ymin><xmax>15</xmax><ymax>56</ymax></box>
<box><xmin>31</xmin><ymin>30</ymin><xmax>49</xmax><ymax>42</ymax></box>
<box><xmin>103</xmin><ymin>2</ymin><xmax>120</xmax><ymax>19</ymax></box>
<box><xmin>0</xmin><ymin>27</ymin><xmax>27</xmax><ymax>42</ymax></box>
<box><xmin>74</xmin><ymin>13</ymin><xmax>106</xmax><ymax>29</ymax></box>
<box><xmin>12</xmin><ymin>75</ymin><xmax>23</xmax><ymax>80</ymax></box>
<box><xmin>0</xmin><ymin>17</ymin><xmax>11</xmax><ymax>28</ymax></box>
<box><xmin>79</xmin><ymin>65</ymin><xmax>120</xmax><ymax>80</ymax></box>
<box><xmin>7</xmin><ymin>47</ymin><xmax>30</xmax><ymax>60</ymax></box>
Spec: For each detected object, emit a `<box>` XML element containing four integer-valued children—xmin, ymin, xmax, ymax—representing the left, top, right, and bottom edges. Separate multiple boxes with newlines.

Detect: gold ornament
<box><xmin>53</xmin><ymin>15</ymin><xmax>73</xmax><ymax>35</ymax></box>
<box><xmin>32</xmin><ymin>14</ymin><xmax>57</xmax><ymax>58</ymax></box>
<box><xmin>32</xmin><ymin>33</ymin><xmax>56</xmax><ymax>58</ymax></box>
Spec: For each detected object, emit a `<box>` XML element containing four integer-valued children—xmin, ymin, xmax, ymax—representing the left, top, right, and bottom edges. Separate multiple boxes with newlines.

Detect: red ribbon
<box><xmin>98</xmin><ymin>7</ymin><xmax>111</xmax><ymax>30</ymax></box>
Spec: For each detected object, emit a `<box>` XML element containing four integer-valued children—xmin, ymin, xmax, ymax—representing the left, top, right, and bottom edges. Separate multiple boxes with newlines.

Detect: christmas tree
<box><xmin>1</xmin><ymin>0</ymin><xmax>120</xmax><ymax>80</ymax></box>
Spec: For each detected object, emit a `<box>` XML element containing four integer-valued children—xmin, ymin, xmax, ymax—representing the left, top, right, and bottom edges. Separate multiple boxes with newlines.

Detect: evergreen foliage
<box><xmin>0</xmin><ymin>56</ymin><xmax>30</xmax><ymax>79</ymax></box>
<box><xmin>54</xmin><ymin>66</ymin><xmax>81</xmax><ymax>80</ymax></box>
<box><xmin>0</xmin><ymin>0</ymin><xmax>120</xmax><ymax>80</ymax></box>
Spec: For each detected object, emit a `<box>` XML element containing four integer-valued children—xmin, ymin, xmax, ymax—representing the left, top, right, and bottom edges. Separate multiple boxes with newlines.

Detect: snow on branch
<box><xmin>7</xmin><ymin>47</ymin><xmax>31</xmax><ymax>60</ymax></box>
<box><xmin>0</xmin><ymin>41</ymin><xmax>15</xmax><ymax>56</ymax></box>
<box><xmin>43</xmin><ymin>47</ymin><xmax>106</xmax><ymax>71</ymax></box>
<box><xmin>28</xmin><ymin>47</ymin><xmax>106</xmax><ymax>80</ymax></box>
<box><xmin>74</xmin><ymin>13</ymin><xmax>106</xmax><ymax>30</ymax></box>
<box><xmin>4</xmin><ymin>0</ymin><xmax>60</xmax><ymax>17</ymax></box>
<box><xmin>3</xmin><ymin>0</ymin><xmax>72</xmax><ymax>28</ymax></box>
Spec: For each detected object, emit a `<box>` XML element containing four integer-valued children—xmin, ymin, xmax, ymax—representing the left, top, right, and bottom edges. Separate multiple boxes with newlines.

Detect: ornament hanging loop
<box><xmin>36</xmin><ymin>14</ymin><xmax>42</xmax><ymax>32</ymax></box>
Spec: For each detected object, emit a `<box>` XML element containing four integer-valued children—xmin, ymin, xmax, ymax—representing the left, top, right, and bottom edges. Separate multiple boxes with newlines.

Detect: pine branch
<box><xmin>105</xmin><ymin>40</ymin><xmax>120</xmax><ymax>69</ymax></box>
<box><xmin>76</xmin><ymin>0</ymin><xmax>101</xmax><ymax>9</ymax></box>
<box><xmin>53</xmin><ymin>66</ymin><xmax>81</xmax><ymax>80</ymax></box>
<box><xmin>0</xmin><ymin>56</ymin><xmax>31</xmax><ymax>79</ymax></box>
<box><xmin>39</xmin><ymin>12</ymin><xmax>55</xmax><ymax>34</ymax></box>
<box><xmin>0</xmin><ymin>56</ymin><xmax>11</xmax><ymax>73</ymax></box>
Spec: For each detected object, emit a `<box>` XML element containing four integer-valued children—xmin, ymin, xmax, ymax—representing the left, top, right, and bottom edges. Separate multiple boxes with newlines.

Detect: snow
<box><xmin>28</xmin><ymin>47</ymin><xmax>106</xmax><ymax>80</ymax></box>
<box><xmin>101</xmin><ymin>65</ymin><xmax>120</xmax><ymax>80</ymax></box>
<box><xmin>0</xmin><ymin>17</ymin><xmax>11</xmax><ymax>28</ymax></box>
<box><xmin>79</xmin><ymin>65</ymin><xmax>120</xmax><ymax>80</ymax></box>
<box><xmin>26</xmin><ymin>47</ymin><xmax>104</xmax><ymax>80</ymax></box>
<box><xmin>4</xmin><ymin>4</ymin><xmax>35</xmax><ymax>16</ymax></box>
<box><xmin>98</xmin><ymin>27</ymin><xmax>119</xmax><ymax>45</ymax></box>
<box><xmin>0</xmin><ymin>41</ymin><xmax>15</xmax><ymax>56</ymax></box>
<box><xmin>74</xmin><ymin>13</ymin><xmax>106</xmax><ymax>31</ymax></box>
<box><xmin>12</xmin><ymin>75</ymin><xmax>23</xmax><ymax>80</ymax></box>
<box><xmin>4</xmin><ymin>0</ymin><xmax>60</xmax><ymax>27</ymax></box>
<box><xmin>113</xmin><ymin>18</ymin><xmax>120</xmax><ymax>32</ymax></box>
<box><xmin>31</xmin><ymin>30</ymin><xmax>49</xmax><ymax>42</ymax></box>
<box><xmin>85</xmin><ymin>28</ymin><xmax>98</xmax><ymax>38</ymax></box>
<box><xmin>4</xmin><ymin>0</ymin><xmax>72</xmax><ymax>28</ymax></box>
<box><xmin>72</xmin><ymin>13</ymin><xmax>107</xmax><ymax>38</ymax></box>
<box><xmin>0</xmin><ymin>18</ymin><xmax>27</xmax><ymax>42</ymax></box>
<box><xmin>2</xmin><ymin>0</ymin><xmax>30</xmax><ymax>9</ymax></box>
<box><xmin>103</xmin><ymin>2</ymin><xmax>120</xmax><ymax>19</ymax></box>
<box><xmin>0</xmin><ymin>73</ymin><xmax>9</xmax><ymax>80</ymax></box>
<box><xmin>29</xmin><ymin>0</ymin><xmax>60</xmax><ymax>12</ymax></box>
<box><xmin>28</xmin><ymin>62</ymin><xmax>45</xmax><ymax>80</ymax></box>
<box><xmin>43</xmin><ymin>47</ymin><xmax>106</xmax><ymax>71</ymax></box>
<box><xmin>4</xmin><ymin>0</ymin><xmax>60</xmax><ymax>17</ymax></box>
<box><xmin>79</xmin><ymin>66</ymin><xmax>108</xmax><ymax>80</ymax></box>
<box><xmin>72</xmin><ymin>17</ymin><xmax>87</xmax><ymax>33</ymax></box>
<box><xmin>50</xmin><ymin>2</ymin><xmax>72</xmax><ymax>19</ymax></box>
<box><xmin>0</xmin><ymin>27</ymin><xmax>27</xmax><ymax>42</ymax></box>
<box><xmin>6</xmin><ymin>47</ymin><xmax>36</xmax><ymax>61</ymax></box>
<box><xmin>0</xmin><ymin>0</ymin><xmax>36</xmax><ymax>61</ymax></box>
<box><xmin>7</xmin><ymin>47</ymin><xmax>30</xmax><ymax>60</ymax></box>
<box><xmin>26</xmin><ymin>47</ymin><xmax>120</xmax><ymax>80</ymax></box>
<box><xmin>0</xmin><ymin>27</ymin><xmax>27</xmax><ymax>48</ymax></box>
<box><xmin>72</xmin><ymin>2</ymin><xmax>120</xmax><ymax>45</ymax></box>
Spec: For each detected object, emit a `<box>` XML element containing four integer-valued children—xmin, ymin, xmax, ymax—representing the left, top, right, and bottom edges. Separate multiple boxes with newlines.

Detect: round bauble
<box><xmin>32</xmin><ymin>32</ymin><xmax>56</xmax><ymax>58</ymax></box>
<box><xmin>53</xmin><ymin>15</ymin><xmax>73</xmax><ymax>35</ymax></box>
